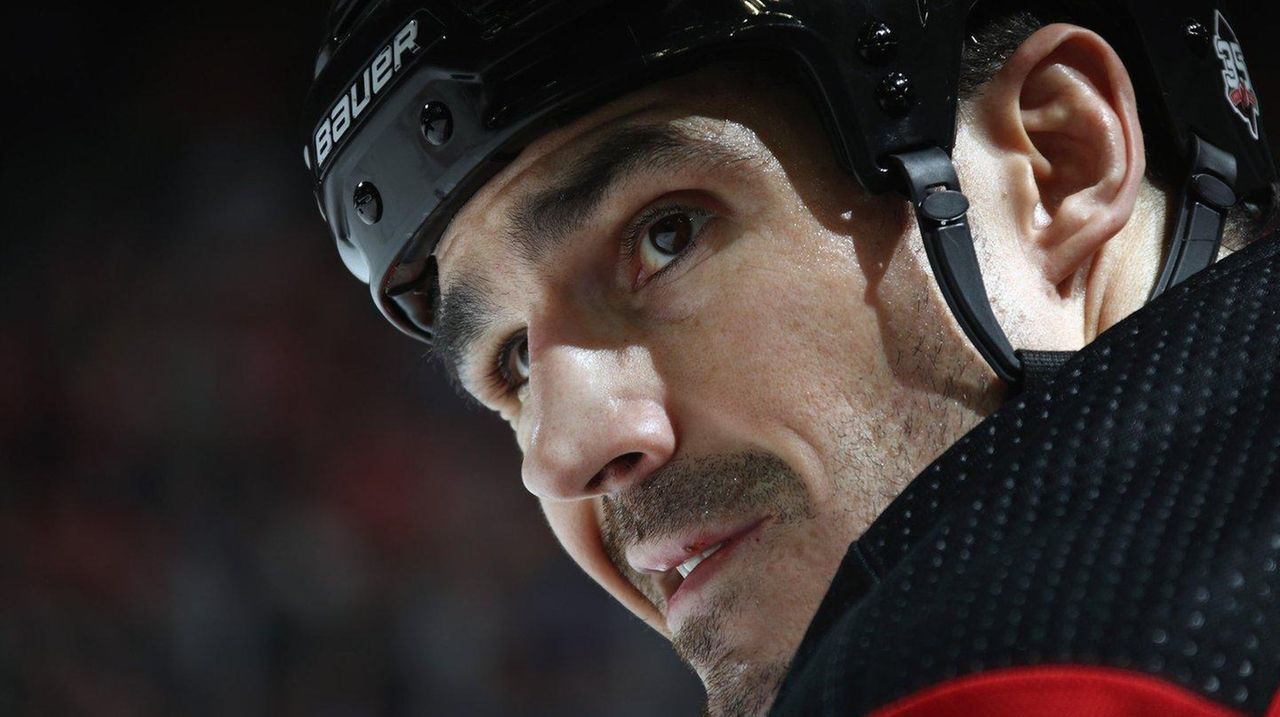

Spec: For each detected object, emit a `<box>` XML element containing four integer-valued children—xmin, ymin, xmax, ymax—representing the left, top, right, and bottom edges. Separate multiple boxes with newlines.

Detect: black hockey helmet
<box><xmin>301</xmin><ymin>0</ymin><xmax>1275</xmax><ymax>387</ymax></box>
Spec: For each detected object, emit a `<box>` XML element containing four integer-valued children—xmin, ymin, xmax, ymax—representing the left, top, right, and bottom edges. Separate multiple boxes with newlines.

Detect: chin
<box><xmin>697</xmin><ymin>646</ymin><xmax>793</xmax><ymax>717</ymax></box>
<box><xmin>674</xmin><ymin>549</ymin><xmax>832</xmax><ymax>717</ymax></box>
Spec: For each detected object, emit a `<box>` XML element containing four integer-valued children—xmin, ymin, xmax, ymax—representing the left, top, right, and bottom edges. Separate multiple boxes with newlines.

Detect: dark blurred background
<box><xmin>1</xmin><ymin>2</ymin><xmax>702</xmax><ymax>715</ymax></box>
<box><xmin>2</xmin><ymin>2</ymin><xmax>1277</xmax><ymax>717</ymax></box>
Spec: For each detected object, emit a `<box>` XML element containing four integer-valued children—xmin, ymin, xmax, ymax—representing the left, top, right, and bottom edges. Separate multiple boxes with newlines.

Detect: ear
<box><xmin>979</xmin><ymin>24</ymin><xmax>1145</xmax><ymax>286</ymax></box>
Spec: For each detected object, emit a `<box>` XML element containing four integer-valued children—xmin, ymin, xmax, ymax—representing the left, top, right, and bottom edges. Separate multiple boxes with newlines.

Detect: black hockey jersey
<box><xmin>770</xmin><ymin>231</ymin><xmax>1280</xmax><ymax>717</ymax></box>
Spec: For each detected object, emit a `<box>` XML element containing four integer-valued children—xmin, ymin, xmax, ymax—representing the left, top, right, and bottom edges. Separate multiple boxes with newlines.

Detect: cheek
<box><xmin>649</xmin><ymin>212</ymin><xmax>877</xmax><ymax>344</ymax></box>
<box><xmin>649</xmin><ymin>212</ymin><xmax>892</xmax><ymax>466</ymax></box>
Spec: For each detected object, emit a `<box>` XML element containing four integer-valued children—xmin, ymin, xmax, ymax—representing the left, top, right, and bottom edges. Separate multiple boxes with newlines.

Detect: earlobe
<box><xmin>985</xmin><ymin>24</ymin><xmax>1145</xmax><ymax>286</ymax></box>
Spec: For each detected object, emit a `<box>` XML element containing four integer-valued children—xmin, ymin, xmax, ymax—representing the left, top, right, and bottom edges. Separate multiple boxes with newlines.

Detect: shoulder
<box><xmin>770</xmin><ymin>233</ymin><xmax>1280</xmax><ymax>717</ymax></box>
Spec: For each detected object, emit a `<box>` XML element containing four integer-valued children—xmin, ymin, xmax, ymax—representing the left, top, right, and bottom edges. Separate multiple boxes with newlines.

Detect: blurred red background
<box><xmin>2</xmin><ymin>2</ymin><xmax>1276</xmax><ymax>716</ymax></box>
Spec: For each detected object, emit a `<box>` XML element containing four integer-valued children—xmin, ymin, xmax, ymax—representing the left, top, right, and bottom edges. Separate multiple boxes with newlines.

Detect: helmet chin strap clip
<box><xmin>891</xmin><ymin>135</ymin><xmax>1241</xmax><ymax>395</ymax></box>
<box><xmin>889</xmin><ymin>147</ymin><xmax>1029</xmax><ymax>389</ymax></box>
<box><xmin>1149</xmin><ymin>134</ymin><xmax>1238</xmax><ymax>300</ymax></box>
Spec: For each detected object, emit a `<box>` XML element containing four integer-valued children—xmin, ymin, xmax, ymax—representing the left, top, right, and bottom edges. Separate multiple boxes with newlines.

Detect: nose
<box><xmin>520</xmin><ymin>343</ymin><xmax>675</xmax><ymax>501</ymax></box>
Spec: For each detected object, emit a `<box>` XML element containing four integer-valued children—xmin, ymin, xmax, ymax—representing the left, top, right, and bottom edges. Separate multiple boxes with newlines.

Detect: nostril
<box><xmin>613</xmin><ymin>452</ymin><xmax>645</xmax><ymax>477</ymax></box>
<box><xmin>588</xmin><ymin>452</ymin><xmax>645</xmax><ymax>492</ymax></box>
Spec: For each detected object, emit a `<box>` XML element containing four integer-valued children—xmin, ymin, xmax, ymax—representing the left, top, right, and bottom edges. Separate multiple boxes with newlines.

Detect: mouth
<box><xmin>627</xmin><ymin>517</ymin><xmax>769</xmax><ymax>627</ymax></box>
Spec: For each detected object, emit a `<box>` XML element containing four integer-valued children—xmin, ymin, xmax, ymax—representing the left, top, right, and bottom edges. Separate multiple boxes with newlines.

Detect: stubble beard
<box><xmin>672</xmin><ymin>579</ymin><xmax>792</xmax><ymax>717</ymax></box>
<box><xmin>599</xmin><ymin>451</ymin><xmax>814</xmax><ymax>716</ymax></box>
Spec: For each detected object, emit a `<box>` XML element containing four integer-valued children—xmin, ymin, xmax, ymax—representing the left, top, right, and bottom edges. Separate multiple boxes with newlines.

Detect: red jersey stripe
<box><xmin>870</xmin><ymin>665</ymin><xmax>1251</xmax><ymax>717</ymax></box>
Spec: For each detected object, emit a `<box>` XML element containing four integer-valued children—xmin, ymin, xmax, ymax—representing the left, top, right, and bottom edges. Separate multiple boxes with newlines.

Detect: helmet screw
<box><xmin>353</xmin><ymin>181</ymin><xmax>383</xmax><ymax>225</ymax></box>
<box><xmin>420</xmin><ymin>101</ymin><xmax>453</xmax><ymax>146</ymax></box>
<box><xmin>877</xmin><ymin>72</ymin><xmax>915</xmax><ymax>116</ymax></box>
<box><xmin>1183</xmin><ymin>18</ymin><xmax>1210</xmax><ymax>57</ymax></box>
<box><xmin>857</xmin><ymin>20</ymin><xmax>897</xmax><ymax>65</ymax></box>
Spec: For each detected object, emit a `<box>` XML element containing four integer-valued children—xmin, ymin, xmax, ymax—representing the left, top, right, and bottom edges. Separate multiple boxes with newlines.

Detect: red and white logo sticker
<box><xmin>1214</xmin><ymin>10</ymin><xmax>1261</xmax><ymax>140</ymax></box>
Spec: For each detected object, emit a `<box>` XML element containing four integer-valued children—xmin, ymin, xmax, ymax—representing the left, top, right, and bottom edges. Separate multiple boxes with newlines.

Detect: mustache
<box><xmin>599</xmin><ymin>451</ymin><xmax>813</xmax><ymax>604</ymax></box>
<box><xmin>602</xmin><ymin>451</ymin><xmax>812</xmax><ymax>544</ymax></box>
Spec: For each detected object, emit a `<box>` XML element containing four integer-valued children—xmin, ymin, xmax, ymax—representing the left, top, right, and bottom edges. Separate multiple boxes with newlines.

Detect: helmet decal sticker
<box><xmin>1214</xmin><ymin>10</ymin><xmax>1261</xmax><ymax>141</ymax></box>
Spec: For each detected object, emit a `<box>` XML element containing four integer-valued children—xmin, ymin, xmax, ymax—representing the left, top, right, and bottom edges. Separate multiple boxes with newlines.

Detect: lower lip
<box><xmin>665</xmin><ymin>519</ymin><xmax>768</xmax><ymax>627</ymax></box>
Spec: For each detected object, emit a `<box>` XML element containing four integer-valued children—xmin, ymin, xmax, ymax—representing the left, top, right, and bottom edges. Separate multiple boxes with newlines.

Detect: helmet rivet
<box><xmin>353</xmin><ymin>181</ymin><xmax>383</xmax><ymax>225</ymax></box>
<box><xmin>877</xmin><ymin>72</ymin><xmax>914</xmax><ymax>116</ymax></box>
<box><xmin>1183</xmin><ymin>19</ymin><xmax>1210</xmax><ymax>57</ymax></box>
<box><xmin>857</xmin><ymin>21</ymin><xmax>897</xmax><ymax>65</ymax></box>
<box><xmin>921</xmin><ymin>190</ymin><xmax>970</xmax><ymax>223</ymax></box>
<box><xmin>420</xmin><ymin>101</ymin><xmax>453</xmax><ymax>146</ymax></box>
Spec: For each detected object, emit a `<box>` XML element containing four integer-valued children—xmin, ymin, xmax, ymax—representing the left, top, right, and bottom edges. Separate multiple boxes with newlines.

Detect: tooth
<box><xmin>676</xmin><ymin>554</ymin><xmax>703</xmax><ymax>578</ymax></box>
<box><xmin>675</xmin><ymin>542</ymin><xmax>724</xmax><ymax>579</ymax></box>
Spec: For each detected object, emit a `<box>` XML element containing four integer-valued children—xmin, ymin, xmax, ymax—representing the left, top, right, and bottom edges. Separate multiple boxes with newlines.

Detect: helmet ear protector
<box><xmin>302</xmin><ymin>0</ymin><xmax>1275</xmax><ymax>389</ymax></box>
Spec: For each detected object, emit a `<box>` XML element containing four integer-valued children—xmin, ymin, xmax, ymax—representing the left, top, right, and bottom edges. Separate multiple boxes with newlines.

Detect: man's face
<box><xmin>433</xmin><ymin>63</ymin><xmax>998</xmax><ymax>714</ymax></box>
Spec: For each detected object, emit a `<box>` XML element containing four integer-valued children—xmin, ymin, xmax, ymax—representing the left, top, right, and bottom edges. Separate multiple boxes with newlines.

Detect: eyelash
<box><xmin>485</xmin><ymin>200</ymin><xmax>715</xmax><ymax>398</ymax></box>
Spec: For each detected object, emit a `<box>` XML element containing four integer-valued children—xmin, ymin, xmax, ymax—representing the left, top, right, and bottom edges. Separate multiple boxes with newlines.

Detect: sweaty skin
<box><xmin>432</xmin><ymin>25</ymin><xmax>1171</xmax><ymax>716</ymax></box>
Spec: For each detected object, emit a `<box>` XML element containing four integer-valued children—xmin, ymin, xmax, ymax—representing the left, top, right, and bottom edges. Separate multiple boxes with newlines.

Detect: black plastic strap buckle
<box><xmin>1016</xmin><ymin>349</ymin><xmax>1075</xmax><ymax>392</ymax></box>
<box><xmin>889</xmin><ymin>147</ymin><xmax>1023</xmax><ymax>386</ymax></box>
<box><xmin>1150</xmin><ymin>135</ymin><xmax>1238</xmax><ymax>299</ymax></box>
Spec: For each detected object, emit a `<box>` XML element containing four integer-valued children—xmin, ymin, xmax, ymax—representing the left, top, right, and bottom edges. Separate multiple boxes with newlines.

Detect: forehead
<box><xmin>434</xmin><ymin>61</ymin><xmax>777</xmax><ymax>283</ymax></box>
<box><xmin>430</xmin><ymin>62</ymin><xmax>797</xmax><ymax>378</ymax></box>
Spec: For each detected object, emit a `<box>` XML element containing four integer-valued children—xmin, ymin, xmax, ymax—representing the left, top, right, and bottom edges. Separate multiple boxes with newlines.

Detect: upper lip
<box><xmin>624</xmin><ymin>517</ymin><xmax>766</xmax><ymax>593</ymax></box>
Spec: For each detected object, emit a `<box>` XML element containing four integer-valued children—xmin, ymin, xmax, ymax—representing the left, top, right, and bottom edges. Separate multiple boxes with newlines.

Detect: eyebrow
<box><xmin>507</xmin><ymin>123</ymin><xmax>751</xmax><ymax>263</ymax></box>
<box><xmin>433</xmin><ymin>272</ymin><xmax>494</xmax><ymax>387</ymax></box>
<box><xmin>433</xmin><ymin>120</ymin><xmax>758</xmax><ymax>386</ymax></box>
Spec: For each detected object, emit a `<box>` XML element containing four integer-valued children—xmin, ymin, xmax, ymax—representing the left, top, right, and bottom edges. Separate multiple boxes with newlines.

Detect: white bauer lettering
<box><xmin>350</xmin><ymin>69</ymin><xmax>371</xmax><ymax>118</ymax></box>
<box><xmin>314</xmin><ymin>123</ymin><xmax>332</xmax><ymax>167</ymax></box>
<box><xmin>371</xmin><ymin>48</ymin><xmax>393</xmax><ymax>93</ymax></box>
<box><xmin>393</xmin><ymin>21</ymin><xmax>418</xmax><ymax>70</ymax></box>
<box><xmin>331</xmin><ymin>94</ymin><xmax>352</xmax><ymax>142</ymax></box>
<box><xmin>312</xmin><ymin>18</ymin><xmax>422</xmax><ymax>171</ymax></box>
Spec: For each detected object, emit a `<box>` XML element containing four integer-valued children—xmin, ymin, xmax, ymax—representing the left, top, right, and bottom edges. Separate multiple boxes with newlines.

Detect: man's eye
<box><xmin>496</xmin><ymin>332</ymin><xmax>530</xmax><ymax>394</ymax></box>
<box><xmin>648</xmin><ymin>212</ymin><xmax>694</xmax><ymax>255</ymax></box>
<box><xmin>634</xmin><ymin>207</ymin><xmax>713</xmax><ymax>280</ymax></box>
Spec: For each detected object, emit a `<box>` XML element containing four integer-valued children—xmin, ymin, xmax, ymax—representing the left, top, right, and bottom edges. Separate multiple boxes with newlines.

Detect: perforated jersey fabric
<box><xmin>768</xmin><ymin>231</ymin><xmax>1280</xmax><ymax>717</ymax></box>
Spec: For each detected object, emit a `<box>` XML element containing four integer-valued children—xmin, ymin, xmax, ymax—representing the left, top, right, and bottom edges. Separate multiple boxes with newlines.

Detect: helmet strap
<box><xmin>1149</xmin><ymin>134</ymin><xmax>1238</xmax><ymax>299</ymax></box>
<box><xmin>890</xmin><ymin>147</ymin><xmax>1026</xmax><ymax>389</ymax></box>
<box><xmin>891</xmin><ymin>134</ymin><xmax>1243</xmax><ymax>395</ymax></box>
